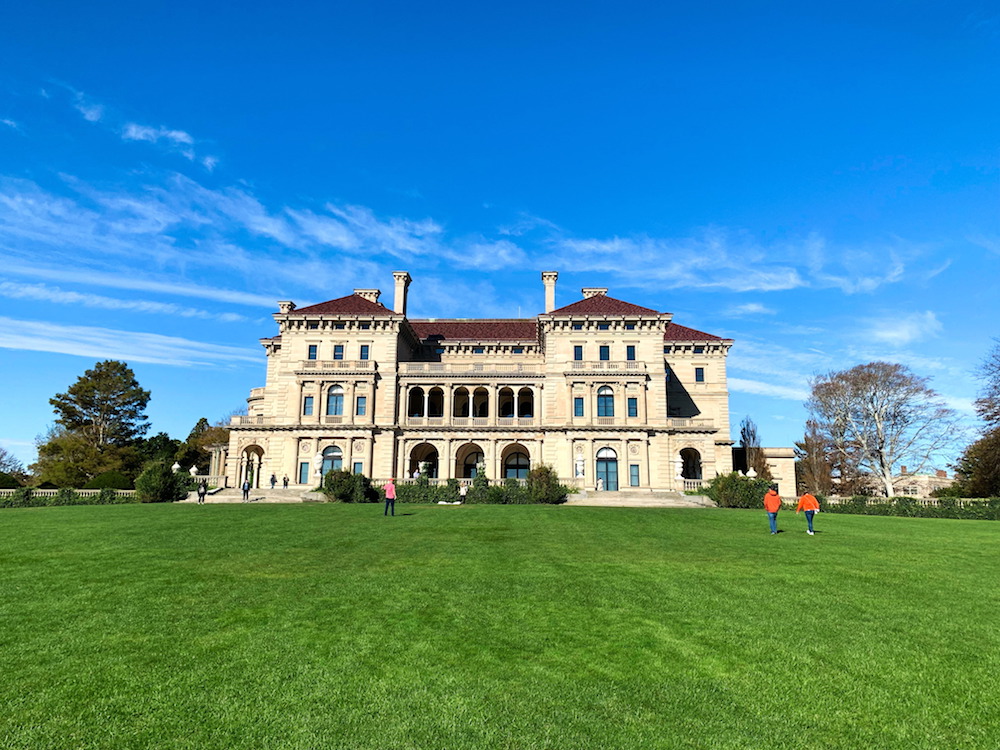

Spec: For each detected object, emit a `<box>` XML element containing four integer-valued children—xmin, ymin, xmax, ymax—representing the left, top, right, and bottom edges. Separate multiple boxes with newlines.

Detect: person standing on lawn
<box><xmin>384</xmin><ymin>478</ymin><xmax>396</xmax><ymax>517</ymax></box>
<box><xmin>241</xmin><ymin>479</ymin><xmax>250</xmax><ymax>502</ymax></box>
<box><xmin>764</xmin><ymin>486</ymin><xmax>782</xmax><ymax>535</ymax></box>
<box><xmin>197</xmin><ymin>480</ymin><xmax>208</xmax><ymax>505</ymax></box>
<box><xmin>797</xmin><ymin>491</ymin><xmax>821</xmax><ymax>535</ymax></box>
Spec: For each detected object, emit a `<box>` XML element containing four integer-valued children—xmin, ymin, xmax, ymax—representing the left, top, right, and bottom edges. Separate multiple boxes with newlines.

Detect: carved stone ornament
<box><xmin>629</xmin><ymin>443</ymin><xmax>640</xmax><ymax>455</ymax></box>
<box><xmin>353</xmin><ymin>440</ymin><xmax>365</xmax><ymax>451</ymax></box>
<box><xmin>575</xmin><ymin>444</ymin><xmax>584</xmax><ymax>455</ymax></box>
<box><xmin>300</xmin><ymin>442</ymin><xmax>312</xmax><ymax>454</ymax></box>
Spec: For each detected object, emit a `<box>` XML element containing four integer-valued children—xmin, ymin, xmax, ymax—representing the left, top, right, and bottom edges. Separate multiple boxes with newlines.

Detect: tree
<box><xmin>134</xmin><ymin>461</ymin><xmax>190</xmax><ymax>503</ymax></box>
<box><xmin>50</xmin><ymin>361</ymin><xmax>151</xmax><ymax>449</ymax></box>
<box><xmin>0</xmin><ymin>446</ymin><xmax>25</xmax><ymax>476</ymax></box>
<box><xmin>738</xmin><ymin>416</ymin><xmax>772</xmax><ymax>481</ymax></box>
<box><xmin>951</xmin><ymin>428</ymin><xmax>1000</xmax><ymax>498</ymax></box>
<box><xmin>806</xmin><ymin>362</ymin><xmax>962</xmax><ymax>498</ymax></box>
<box><xmin>793</xmin><ymin>420</ymin><xmax>834</xmax><ymax>495</ymax></box>
<box><xmin>975</xmin><ymin>339</ymin><xmax>1000</xmax><ymax>426</ymax></box>
<box><xmin>30</xmin><ymin>426</ymin><xmax>131</xmax><ymax>487</ymax></box>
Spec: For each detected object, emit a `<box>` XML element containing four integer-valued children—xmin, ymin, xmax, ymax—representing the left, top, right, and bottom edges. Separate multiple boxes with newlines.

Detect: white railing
<box><xmin>0</xmin><ymin>488</ymin><xmax>138</xmax><ymax>499</ymax></box>
<box><xmin>569</xmin><ymin>361</ymin><xmax>646</xmax><ymax>372</ymax></box>
<box><xmin>300</xmin><ymin>359</ymin><xmax>375</xmax><ymax>371</ymax></box>
<box><xmin>683</xmin><ymin>479</ymin><xmax>704</xmax><ymax>491</ymax></box>
<box><xmin>667</xmin><ymin>418</ymin><xmax>715</xmax><ymax>428</ymax></box>
<box><xmin>231</xmin><ymin>415</ymin><xmax>273</xmax><ymax>426</ymax></box>
<box><xmin>402</xmin><ymin>363</ymin><xmax>539</xmax><ymax>375</ymax></box>
<box><xmin>595</xmin><ymin>417</ymin><xmax>615</xmax><ymax>426</ymax></box>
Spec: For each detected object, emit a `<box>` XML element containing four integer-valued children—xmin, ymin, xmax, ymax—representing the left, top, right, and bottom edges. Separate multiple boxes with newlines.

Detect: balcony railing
<box><xmin>405</xmin><ymin>416</ymin><xmax>535</xmax><ymax>427</ymax></box>
<box><xmin>231</xmin><ymin>415</ymin><xmax>273</xmax><ymax>426</ymax></box>
<box><xmin>666</xmin><ymin>418</ymin><xmax>715</xmax><ymax>429</ymax></box>
<box><xmin>568</xmin><ymin>361</ymin><xmax>646</xmax><ymax>372</ymax></box>
<box><xmin>299</xmin><ymin>359</ymin><xmax>375</xmax><ymax>371</ymax></box>
<box><xmin>248</xmin><ymin>387</ymin><xmax>266</xmax><ymax>400</ymax></box>
<box><xmin>402</xmin><ymin>362</ymin><xmax>539</xmax><ymax>375</ymax></box>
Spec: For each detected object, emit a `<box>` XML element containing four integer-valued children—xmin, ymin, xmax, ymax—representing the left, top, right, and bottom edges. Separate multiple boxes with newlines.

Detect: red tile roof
<box><xmin>663</xmin><ymin>323</ymin><xmax>726</xmax><ymax>341</ymax></box>
<box><xmin>410</xmin><ymin>320</ymin><xmax>539</xmax><ymax>342</ymax></box>
<box><xmin>292</xmin><ymin>294</ymin><xmax>399</xmax><ymax>315</ymax></box>
<box><xmin>548</xmin><ymin>294</ymin><xmax>662</xmax><ymax>316</ymax></box>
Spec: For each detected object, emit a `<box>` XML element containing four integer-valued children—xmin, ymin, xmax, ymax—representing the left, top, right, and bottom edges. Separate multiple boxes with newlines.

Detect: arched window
<box><xmin>498</xmin><ymin>388</ymin><xmax>515</xmax><ymax>418</ymax></box>
<box><xmin>517</xmin><ymin>387</ymin><xmax>534</xmax><ymax>418</ymax></box>
<box><xmin>597</xmin><ymin>386</ymin><xmax>614</xmax><ymax>417</ymax></box>
<box><xmin>463</xmin><ymin>451</ymin><xmax>484</xmax><ymax>478</ymax></box>
<box><xmin>504</xmin><ymin>451</ymin><xmax>530</xmax><ymax>479</ymax></box>
<box><xmin>326</xmin><ymin>385</ymin><xmax>344</xmax><ymax>416</ymax></box>
<box><xmin>321</xmin><ymin>445</ymin><xmax>343</xmax><ymax>476</ymax></box>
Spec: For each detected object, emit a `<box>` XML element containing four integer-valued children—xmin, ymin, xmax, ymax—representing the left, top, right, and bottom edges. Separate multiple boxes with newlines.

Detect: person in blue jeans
<box><xmin>763</xmin><ymin>487</ymin><xmax>782</xmax><ymax>534</ymax></box>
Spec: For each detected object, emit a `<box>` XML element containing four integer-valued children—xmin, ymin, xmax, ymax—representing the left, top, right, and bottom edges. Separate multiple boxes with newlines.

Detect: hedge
<box><xmin>820</xmin><ymin>495</ymin><xmax>1000</xmax><ymax>521</ymax></box>
<box><xmin>0</xmin><ymin>488</ymin><xmax>138</xmax><ymax>509</ymax></box>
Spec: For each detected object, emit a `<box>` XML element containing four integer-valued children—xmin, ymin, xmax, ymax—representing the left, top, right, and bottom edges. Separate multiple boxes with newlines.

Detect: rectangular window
<box><xmin>307</xmin><ymin>322</ymin><xmax>319</xmax><ymax>329</ymax></box>
<box><xmin>574</xmin><ymin>345</ymin><xmax>583</xmax><ymax>361</ymax></box>
<box><xmin>628</xmin><ymin>397</ymin><xmax>638</xmax><ymax>417</ymax></box>
<box><xmin>574</xmin><ymin>397</ymin><xmax>584</xmax><ymax>417</ymax></box>
<box><xmin>359</xmin><ymin>323</ymin><xmax>370</xmax><ymax>330</ymax></box>
<box><xmin>695</xmin><ymin>367</ymin><xmax>705</xmax><ymax>382</ymax></box>
<box><xmin>694</xmin><ymin>346</ymin><xmax>704</xmax><ymax>354</ymax></box>
<box><xmin>626</xmin><ymin>345</ymin><xmax>636</xmax><ymax>361</ymax></box>
<box><xmin>359</xmin><ymin>345</ymin><xmax>370</xmax><ymax>360</ymax></box>
<box><xmin>598</xmin><ymin>323</ymin><xmax>609</xmax><ymax>330</ymax></box>
<box><xmin>599</xmin><ymin>345</ymin><xmax>610</xmax><ymax>361</ymax></box>
<box><xmin>356</xmin><ymin>396</ymin><xmax>367</xmax><ymax>416</ymax></box>
<box><xmin>333</xmin><ymin>344</ymin><xmax>344</xmax><ymax>360</ymax></box>
<box><xmin>303</xmin><ymin>396</ymin><xmax>314</xmax><ymax>416</ymax></box>
<box><xmin>298</xmin><ymin>462</ymin><xmax>310</xmax><ymax>484</ymax></box>
<box><xmin>572</xmin><ymin>323</ymin><xmax>583</xmax><ymax>330</ymax></box>
<box><xmin>353</xmin><ymin>462</ymin><xmax>363</xmax><ymax>475</ymax></box>
<box><xmin>663</xmin><ymin>345</ymin><xmax>671</xmax><ymax>354</ymax></box>
<box><xmin>307</xmin><ymin>344</ymin><xmax>318</xmax><ymax>360</ymax></box>
<box><xmin>513</xmin><ymin>347</ymin><xmax>524</xmax><ymax>354</ymax></box>
<box><xmin>473</xmin><ymin>347</ymin><xmax>484</xmax><ymax>354</ymax></box>
<box><xmin>629</xmin><ymin>464</ymin><xmax>640</xmax><ymax>487</ymax></box>
<box><xmin>334</xmin><ymin>323</ymin><xmax>346</xmax><ymax>330</ymax></box>
<box><xmin>625</xmin><ymin>323</ymin><xmax>635</xmax><ymax>330</ymax></box>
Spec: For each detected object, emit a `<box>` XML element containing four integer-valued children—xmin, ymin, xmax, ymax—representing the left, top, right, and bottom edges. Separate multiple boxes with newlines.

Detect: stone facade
<box><xmin>224</xmin><ymin>271</ymin><xmax>736</xmax><ymax>492</ymax></box>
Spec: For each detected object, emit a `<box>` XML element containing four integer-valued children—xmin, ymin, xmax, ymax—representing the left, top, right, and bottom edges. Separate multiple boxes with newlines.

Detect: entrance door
<box><xmin>596</xmin><ymin>448</ymin><xmax>618</xmax><ymax>491</ymax></box>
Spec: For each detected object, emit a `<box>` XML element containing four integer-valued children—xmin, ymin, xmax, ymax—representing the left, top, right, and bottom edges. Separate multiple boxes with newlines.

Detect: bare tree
<box><xmin>0</xmin><ymin>446</ymin><xmax>25</xmax><ymax>476</ymax></box>
<box><xmin>975</xmin><ymin>338</ymin><xmax>1000</xmax><ymax>426</ymax></box>
<box><xmin>806</xmin><ymin>362</ymin><xmax>962</xmax><ymax>497</ymax></box>
<box><xmin>739</xmin><ymin>416</ymin><xmax>772</xmax><ymax>481</ymax></box>
<box><xmin>793</xmin><ymin>420</ymin><xmax>834</xmax><ymax>494</ymax></box>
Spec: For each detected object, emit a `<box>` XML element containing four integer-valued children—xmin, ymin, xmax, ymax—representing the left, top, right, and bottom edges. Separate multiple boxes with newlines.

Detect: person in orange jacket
<box><xmin>796</xmin><ymin>491</ymin><xmax>821</xmax><ymax>535</ymax></box>
<box><xmin>763</xmin><ymin>486</ymin><xmax>782</xmax><ymax>534</ymax></box>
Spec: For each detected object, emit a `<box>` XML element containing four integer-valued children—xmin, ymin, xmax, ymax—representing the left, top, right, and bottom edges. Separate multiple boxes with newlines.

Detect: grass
<box><xmin>1</xmin><ymin>504</ymin><xmax>998</xmax><ymax>749</ymax></box>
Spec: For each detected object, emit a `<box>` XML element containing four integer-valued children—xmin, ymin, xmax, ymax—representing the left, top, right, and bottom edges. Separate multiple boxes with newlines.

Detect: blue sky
<box><xmin>1</xmin><ymin>0</ymin><xmax>997</xmax><ymax>468</ymax></box>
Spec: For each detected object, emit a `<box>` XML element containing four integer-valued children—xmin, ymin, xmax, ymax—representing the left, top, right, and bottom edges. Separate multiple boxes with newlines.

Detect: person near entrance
<box><xmin>282</xmin><ymin>475</ymin><xmax>289</xmax><ymax>489</ymax></box>
<box><xmin>269</xmin><ymin>473</ymin><xmax>277</xmax><ymax>490</ymax></box>
<box><xmin>242</xmin><ymin>479</ymin><xmax>251</xmax><ymax>502</ymax></box>
<box><xmin>763</xmin><ymin>486</ymin><xmax>782</xmax><ymax>534</ymax></box>
<box><xmin>796</xmin><ymin>491</ymin><xmax>820</xmax><ymax>535</ymax></box>
<box><xmin>197</xmin><ymin>480</ymin><xmax>208</xmax><ymax>504</ymax></box>
<box><xmin>384</xmin><ymin>478</ymin><xmax>396</xmax><ymax>516</ymax></box>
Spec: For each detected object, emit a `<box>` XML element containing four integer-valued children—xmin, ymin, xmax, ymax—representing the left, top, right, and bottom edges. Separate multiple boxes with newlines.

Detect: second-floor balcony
<box><xmin>568</xmin><ymin>360</ymin><xmax>647</xmax><ymax>373</ymax></box>
<box><xmin>298</xmin><ymin>359</ymin><xmax>376</xmax><ymax>373</ymax></box>
<box><xmin>402</xmin><ymin>362</ymin><xmax>539</xmax><ymax>376</ymax></box>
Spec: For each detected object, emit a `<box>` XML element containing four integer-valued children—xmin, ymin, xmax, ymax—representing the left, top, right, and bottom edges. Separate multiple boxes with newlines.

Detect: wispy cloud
<box><xmin>865</xmin><ymin>311</ymin><xmax>942</xmax><ymax>347</ymax></box>
<box><xmin>729</xmin><ymin>377</ymin><xmax>810</xmax><ymax>401</ymax></box>
<box><xmin>1</xmin><ymin>119</ymin><xmax>19</xmax><ymax>131</ymax></box>
<box><xmin>0</xmin><ymin>317</ymin><xmax>260</xmax><ymax>367</ymax></box>
<box><xmin>73</xmin><ymin>94</ymin><xmax>104</xmax><ymax>122</ymax></box>
<box><xmin>122</xmin><ymin>123</ymin><xmax>194</xmax><ymax>146</ymax></box>
<box><xmin>725</xmin><ymin>302</ymin><xmax>776</xmax><ymax>317</ymax></box>
<box><xmin>0</xmin><ymin>281</ymin><xmax>248</xmax><ymax>322</ymax></box>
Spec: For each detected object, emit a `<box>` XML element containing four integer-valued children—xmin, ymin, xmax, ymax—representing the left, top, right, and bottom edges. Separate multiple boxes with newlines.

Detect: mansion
<box><xmin>223</xmin><ymin>271</ymin><xmax>768</xmax><ymax>493</ymax></box>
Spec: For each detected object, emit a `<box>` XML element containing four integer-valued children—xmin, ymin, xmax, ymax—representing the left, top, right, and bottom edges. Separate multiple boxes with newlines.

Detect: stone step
<box><xmin>566</xmin><ymin>490</ymin><xmax>715</xmax><ymax>508</ymax></box>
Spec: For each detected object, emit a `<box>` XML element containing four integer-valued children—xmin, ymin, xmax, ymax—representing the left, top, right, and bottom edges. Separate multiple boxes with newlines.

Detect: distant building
<box><xmin>894</xmin><ymin>467</ymin><xmax>956</xmax><ymax>498</ymax></box>
<box><xmin>220</xmin><ymin>271</ymin><xmax>794</xmax><ymax>495</ymax></box>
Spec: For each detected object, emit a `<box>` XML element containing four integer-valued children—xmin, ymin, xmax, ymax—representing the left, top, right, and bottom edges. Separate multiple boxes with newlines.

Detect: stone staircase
<box><xmin>180</xmin><ymin>487</ymin><xmax>319</xmax><ymax>504</ymax></box>
<box><xmin>565</xmin><ymin>489</ymin><xmax>715</xmax><ymax>508</ymax></box>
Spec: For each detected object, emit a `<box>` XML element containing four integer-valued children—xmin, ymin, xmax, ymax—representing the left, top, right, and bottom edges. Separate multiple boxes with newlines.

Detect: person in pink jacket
<box><xmin>384</xmin><ymin>478</ymin><xmax>396</xmax><ymax>517</ymax></box>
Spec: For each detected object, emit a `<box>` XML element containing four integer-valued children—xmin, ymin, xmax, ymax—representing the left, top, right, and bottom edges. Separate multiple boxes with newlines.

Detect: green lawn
<box><xmin>1</xmin><ymin>504</ymin><xmax>998</xmax><ymax>749</ymax></box>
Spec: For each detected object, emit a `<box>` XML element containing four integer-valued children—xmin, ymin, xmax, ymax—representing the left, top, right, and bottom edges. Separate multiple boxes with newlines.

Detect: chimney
<box><xmin>541</xmin><ymin>271</ymin><xmax>558</xmax><ymax>313</ymax></box>
<box><xmin>392</xmin><ymin>271</ymin><xmax>412</xmax><ymax>316</ymax></box>
<box><xmin>277</xmin><ymin>301</ymin><xmax>296</xmax><ymax>314</ymax></box>
<box><xmin>354</xmin><ymin>288</ymin><xmax>382</xmax><ymax>305</ymax></box>
<box><xmin>582</xmin><ymin>287</ymin><xmax>608</xmax><ymax>299</ymax></box>
<box><xmin>900</xmin><ymin>465</ymin><xmax>908</xmax><ymax>475</ymax></box>
<box><xmin>936</xmin><ymin>469</ymin><xmax>947</xmax><ymax>479</ymax></box>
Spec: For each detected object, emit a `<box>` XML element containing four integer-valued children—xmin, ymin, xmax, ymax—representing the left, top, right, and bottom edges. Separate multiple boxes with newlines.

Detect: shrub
<box><xmin>135</xmin><ymin>462</ymin><xmax>189</xmax><ymax>503</ymax></box>
<box><xmin>704</xmin><ymin>473</ymin><xmax>774</xmax><ymax>508</ymax></box>
<box><xmin>51</xmin><ymin>488</ymin><xmax>81</xmax><ymax>506</ymax></box>
<box><xmin>322</xmin><ymin>470</ymin><xmax>378</xmax><ymax>503</ymax></box>
<box><xmin>527</xmin><ymin>465</ymin><xmax>567</xmax><ymax>505</ymax></box>
<box><xmin>0</xmin><ymin>487</ymin><xmax>33</xmax><ymax>508</ymax></box>
<box><xmin>83</xmin><ymin>470</ymin><xmax>133</xmax><ymax>490</ymax></box>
